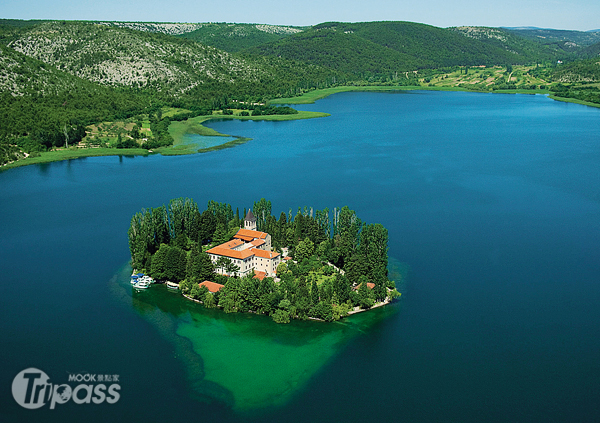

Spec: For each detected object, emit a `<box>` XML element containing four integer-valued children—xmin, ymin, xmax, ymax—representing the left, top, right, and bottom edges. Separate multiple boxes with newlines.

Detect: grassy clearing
<box><xmin>424</xmin><ymin>65</ymin><xmax>551</xmax><ymax>92</ymax></box>
<box><xmin>308</xmin><ymin>270</ymin><xmax>336</xmax><ymax>286</ymax></box>
<box><xmin>161</xmin><ymin>107</ymin><xmax>192</xmax><ymax>118</ymax></box>
<box><xmin>168</xmin><ymin>116</ymin><xmax>228</xmax><ymax>142</ymax></box>
<box><xmin>82</xmin><ymin>117</ymin><xmax>152</xmax><ymax>147</ymax></box>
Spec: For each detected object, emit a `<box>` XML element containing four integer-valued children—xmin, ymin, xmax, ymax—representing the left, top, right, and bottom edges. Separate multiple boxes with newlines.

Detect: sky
<box><xmin>0</xmin><ymin>0</ymin><xmax>598</xmax><ymax>31</ymax></box>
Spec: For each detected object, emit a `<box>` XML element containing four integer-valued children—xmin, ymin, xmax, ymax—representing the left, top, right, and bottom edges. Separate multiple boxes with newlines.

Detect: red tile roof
<box><xmin>235</xmin><ymin>234</ymin><xmax>254</xmax><ymax>242</ymax></box>
<box><xmin>199</xmin><ymin>281</ymin><xmax>224</xmax><ymax>293</ymax></box>
<box><xmin>253</xmin><ymin>271</ymin><xmax>266</xmax><ymax>281</ymax></box>
<box><xmin>219</xmin><ymin>239</ymin><xmax>245</xmax><ymax>249</ymax></box>
<box><xmin>251</xmin><ymin>239</ymin><xmax>265</xmax><ymax>247</ymax></box>
<box><xmin>206</xmin><ymin>246</ymin><xmax>254</xmax><ymax>260</ymax></box>
<box><xmin>251</xmin><ymin>248</ymin><xmax>280</xmax><ymax>259</ymax></box>
<box><xmin>235</xmin><ymin>228</ymin><xmax>267</xmax><ymax>240</ymax></box>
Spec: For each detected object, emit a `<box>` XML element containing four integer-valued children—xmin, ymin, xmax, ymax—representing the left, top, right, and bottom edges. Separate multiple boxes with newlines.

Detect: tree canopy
<box><xmin>128</xmin><ymin>198</ymin><xmax>400</xmax><ymax>323</ymax></box>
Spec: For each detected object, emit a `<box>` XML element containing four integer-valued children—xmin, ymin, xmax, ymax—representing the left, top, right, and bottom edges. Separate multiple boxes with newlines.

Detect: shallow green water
<box><xmin>112</xmin><ymin>262</ymin><xmax>402</xmax><ymax>413</ymax></box>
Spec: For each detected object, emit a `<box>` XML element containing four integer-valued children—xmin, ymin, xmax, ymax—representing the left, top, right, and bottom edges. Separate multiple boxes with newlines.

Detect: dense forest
<box><xmin>2</xmin><ymin>19</ymin><xmax>600</xmax><ymax>166</ymax></box>
<box><xmin>127</xmin><ymin>198</ymin><xmax>400</xmax><ymax>323</ymax></box>
<box><xmin>177</xmin><ymin>23</ymin><xmax>305</xmax><ymax>53</ymax></box>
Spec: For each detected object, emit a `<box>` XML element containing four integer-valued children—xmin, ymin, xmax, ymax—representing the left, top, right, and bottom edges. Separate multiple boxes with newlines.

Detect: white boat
<box><xmin>166</xmin><ymin>281</ymin><xmax>179</xmax><ymax>290</ymax></box>
<box><xmin>139</xmin><ymin>275</ymin><xmax>154</xmax><ymax>284</ymax></box>
<box><xmin>134</xmin><ymin>279</ymin><xmax>150</xmax><ymax>289</ymax></box>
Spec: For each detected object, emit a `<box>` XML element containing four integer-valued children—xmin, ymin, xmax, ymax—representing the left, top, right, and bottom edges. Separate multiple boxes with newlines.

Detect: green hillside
<box><xmin>4</xmin><ymin>21</ymin><xmax>336</xmax><ymax>100</ymax></box>
<box><xmin>178</xmin><ymin>23</ymin><xmax>304</xmax><ymax>52</ymax></box>
<box><xmin>245</xmin><ymin>26</ymin><xmax>427</xmax><ymax>77</ymax></box>
<box><xmin>553</xmin><ymin>59</ymin><xmax>600</xmax><ymax>83</ymax></box>
<box><xmin>451</xmin><ymin>26</ymin><xmax>572</xmax><ymax>61</ymax></box>
<box><xmin>0</xmin><ymin>42</ymin><xmax>146</xmax><ymax>164</ymax></box>
<box><xmin>320</xmin><ymin>22</ymin><xmax>530</xmax><ymax>66</ymax></box>
<box><xmin>550</xmin><ymin>59</ymin><xmax>600</xmax><ymax>105</ymax></box>
<box><xmin>580</xmin><ymin>41</ymin><xmax>600</xmax><ymax>58</ymax></box>
<box><xmin>245</xmin><ymin>21</ymin><xmax>550</xmax><ymax>80</ymax></box>
<box><xmin>506</xmin><ymin>28</ymin><xmax>600</xmax><ymax>48</ymax></box>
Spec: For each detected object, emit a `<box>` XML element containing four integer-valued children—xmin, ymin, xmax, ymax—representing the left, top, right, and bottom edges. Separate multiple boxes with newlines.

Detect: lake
<box><xmin>1</xmin><ymin>91</ymin><xmax>599</xmax><ymax>422</ymax></box>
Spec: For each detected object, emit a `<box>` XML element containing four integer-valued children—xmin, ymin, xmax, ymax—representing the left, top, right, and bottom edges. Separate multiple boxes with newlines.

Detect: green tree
<box><xmin>272</xmin><ymin>308</ymin><xmax>291</xmax><ymax>323</ymax></box>
<box><xmin>295</xmin><ymin>237</ymin><xmax>315</xmax><ymax>262</ymax></box>
<box><xmin>204</xmin><ymin>292</ymin><xmax>216</xmax><ymax>308</ymax></box>
<box><xmin>253</xmin><ymin>198</ymin><xmax>272</xmax><ymax>231</ymax></box>
<box><xmin>213</xmin><ymin>222</ymin><xmax>230</xmax><ymax>244</ymax></box>
<box><xmin>357</xmin><ymin>276</ymin><xmax>374</xmax><ymax>309</ymax></box>
<box><xmin>150</xmin><ymin>243</ymin><xmax>170</xmax><ymax>279</ymax></box>
<box><xmin>310</xmin><ymin>278</ymin><xmax>319</xmax><ymax>306</ymax></box>
<box><xmin>187</xmin><ymin>245</ymin><xmax>215</xmax><ymax>282</ymax></box>
<box><xmin>130</xmin><ymin>125</ymin><xmax>140</xmax><ymax>140</ymax></box>
<box><xmin>164</xmin><ymin>245</ymin><xmax>186</xmax><ymax>282</ymax></box>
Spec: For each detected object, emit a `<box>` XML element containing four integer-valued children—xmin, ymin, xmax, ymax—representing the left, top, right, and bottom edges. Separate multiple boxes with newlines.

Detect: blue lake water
<box><xmin>1</xmin><ymin>90</ymin><xmax>600</xmax><ymax>422</ymax></box>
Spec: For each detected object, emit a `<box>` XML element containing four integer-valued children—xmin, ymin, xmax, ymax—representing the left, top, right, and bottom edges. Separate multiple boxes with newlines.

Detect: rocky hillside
<box><xmin>6</xmin><ymin>21</ymin><xmax>274</xmax><ymax>95</ymax></box>
<box><xmin>0</xmin><ymin>42</ymin><xmax>89</xmax><ymax>96</ymax></box>
<box><xmin>98</xmin><ymin>21</ymin><xmax>203</xmax><ymax>35</ymax></box>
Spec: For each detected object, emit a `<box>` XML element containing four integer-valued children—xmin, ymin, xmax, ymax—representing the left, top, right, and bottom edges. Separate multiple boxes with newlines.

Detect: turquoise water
<box><xmin>1</xmin><ymin>91</ymin><xmax>600</xmax><ymax>422</ymax></box>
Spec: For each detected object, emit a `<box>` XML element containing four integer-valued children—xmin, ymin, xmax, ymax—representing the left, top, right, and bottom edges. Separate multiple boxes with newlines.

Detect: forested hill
<box><xmin>450</xmin><ymin>26</ymin><xmax>575</xmax><ymax>61</ymax></box>
<box><xmin>581</xmin><ymin>41</ymin><xmax>600</xmax><ymax>58</ymax></box>
<box><xmin>244</xmin><ymin>26</ymin><xmax>428</xmax><ymax>76</ymax></box>
<box><xmin>177</xmin><ymin>23</ymin><xmax>305</xmax><ymax>53</ymax></box>
<box><xmin>505</xmin><ymin>27</ymin><xmax>600</xmax><ymax>50</ymax></box>
<box><xmin>553</xmin><ymin>59</ymin><xmax>600</xmax><ymax>83</ymax></box>
<box><xmin>243</xmin><ymin>21</ymin><xmax>556</xmax><ymax>77</ymax></box>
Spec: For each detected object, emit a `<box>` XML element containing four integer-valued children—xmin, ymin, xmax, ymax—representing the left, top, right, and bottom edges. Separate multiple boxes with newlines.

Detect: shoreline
<box><xmin>6</xmin><ymin>85</ymin><xmax>596</xmax><ymax>172</ymax></box>
<box><xmin>269</xmin><ymin>84</ymin><xmax>557</xmax><ymax>105</ymax></box>
<box><xmin>181</xmin><ymin>289</ymin><xmax>399</xmax><ymax>323</ymax></box>
<box><xmin>1</xmin><ymin>110</ymin><xmax>330</xmax><ymax>171</ymax></box>
<box><xmin>269</xmin><ymin>84</ymin><xmax>600</xmax><ymax>109</ymax></box>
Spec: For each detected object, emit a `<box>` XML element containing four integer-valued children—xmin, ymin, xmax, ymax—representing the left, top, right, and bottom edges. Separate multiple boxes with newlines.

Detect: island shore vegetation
<box><xmin>128</xmin><ymin>198</ymin><xmax>400</xmax><ymax>323</ymax></box>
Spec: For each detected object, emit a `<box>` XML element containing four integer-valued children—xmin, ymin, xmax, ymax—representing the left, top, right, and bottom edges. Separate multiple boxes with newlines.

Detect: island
<box><xmin>128</xmin><ymin>198</ymin><xmax>400</xmax><ymax>323</ymax></box>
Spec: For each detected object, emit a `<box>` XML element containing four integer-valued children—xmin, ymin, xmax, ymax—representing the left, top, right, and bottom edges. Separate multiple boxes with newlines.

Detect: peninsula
<box><xmin>128</xmin><ymin>198</ymin><xmax>400</xmax><ymax>323</ymax></box>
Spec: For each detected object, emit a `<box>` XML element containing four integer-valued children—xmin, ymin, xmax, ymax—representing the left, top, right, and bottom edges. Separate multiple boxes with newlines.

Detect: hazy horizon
<box><xmin>1</xmin><ymin>0</ymin><xmax>598</xmax><ymax>32</ymax></box>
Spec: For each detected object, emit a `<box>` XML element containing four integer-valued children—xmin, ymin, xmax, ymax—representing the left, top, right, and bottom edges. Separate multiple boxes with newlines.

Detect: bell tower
<box><xmin>244</xmin><ymin>209</ymin><xmax>257</xmax><ymax>231</ymax></box>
